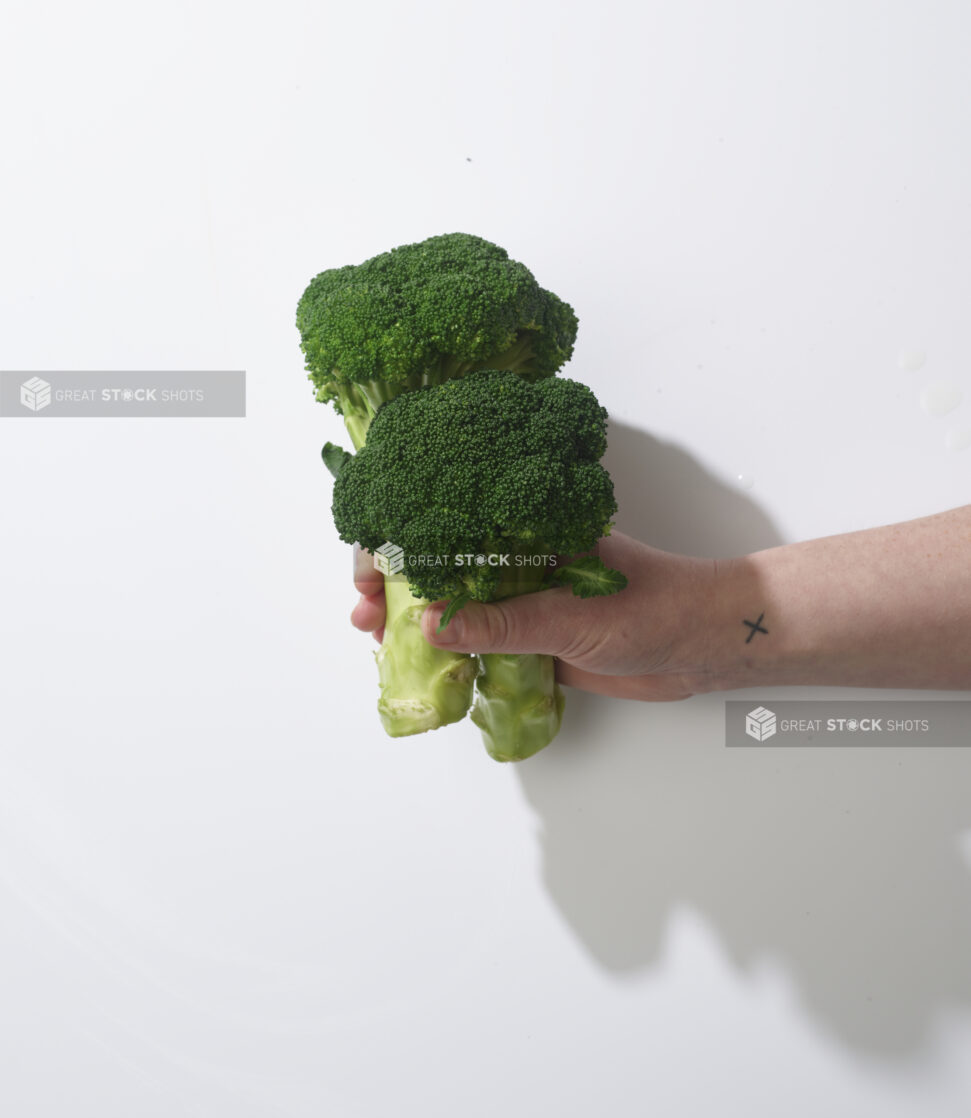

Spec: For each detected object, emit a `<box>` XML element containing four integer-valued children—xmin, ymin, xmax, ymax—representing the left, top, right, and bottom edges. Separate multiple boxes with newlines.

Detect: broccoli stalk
<box><xmin>302</xmin><ymin>233</ymin><xmax>578</xmax><ymax>735</ymax></box>
<box><xmin>331</xmin><ymin>382</ymin><xmax>396</xmax><ymax>452</ymax></box>
<box><xmin>466</xmin><ymin>552</ymin><xmax>630</xmax><ymax>760</ymax></box>
<box><xmin>459</xmin><ymin>557</ymin><xmax>564</xmax><ymax>762</ymax></box>
<box><xmin>471</xmin><ymin>652</ymin><xmax>565</xmax><ymax>762</ymax></box>
<box><xmin>377</xmin><ymin>575</ymin><xmax>480</xmax><ymax>736</ymax></box>
<box><xmin>330</xmin><ymin>370</ymin><xmax>626</xmax><ymax>761</ymax></box>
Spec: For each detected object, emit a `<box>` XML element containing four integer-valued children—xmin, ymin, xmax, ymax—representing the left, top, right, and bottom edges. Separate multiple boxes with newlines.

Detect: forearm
<box><xmin>706</xmin><ymin>507</ymin><xmax>971</xmax><ymax>692</ymax></box>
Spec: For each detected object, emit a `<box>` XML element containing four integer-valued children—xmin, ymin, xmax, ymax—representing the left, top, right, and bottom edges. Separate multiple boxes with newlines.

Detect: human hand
<box><xmin>351</xmin><ymin>532</ymin><xmax>719</xmax><ymax>702</ymax></box>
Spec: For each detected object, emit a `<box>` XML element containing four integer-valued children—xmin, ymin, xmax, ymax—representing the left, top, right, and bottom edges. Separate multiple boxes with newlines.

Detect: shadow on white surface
<box><xmin>517</xmin><ymin>420</ymin><xmax>971</xmax><ymax>1058</ymax></box>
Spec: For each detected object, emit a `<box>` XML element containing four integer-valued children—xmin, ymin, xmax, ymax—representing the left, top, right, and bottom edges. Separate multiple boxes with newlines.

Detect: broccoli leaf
<box><xmin>436</xmin><ymin>593</ymin><xmax>471</xmax><ymax>633</ymax></box>
<box><xmin>550</xmin><ymin>556</ymin><xmax>627</xmax><ymax>598</ymax></box>
<box><xmin>321</xmin><ymin>441</ymin><xmax>352</xmax><ymax>479</ymax></box>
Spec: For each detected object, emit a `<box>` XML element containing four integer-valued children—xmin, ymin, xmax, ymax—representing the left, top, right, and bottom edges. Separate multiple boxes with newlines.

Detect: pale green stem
<box><xmin>470</xmin><ymin>652</ymin><xmax>564</xmax><ymax>762</ymax></box>
<box><xmin>469</xmin><ymin>552</ymin><xmax>563</xmax><ymax>761</ymax></box>
<box><xmin>375</xmin><ymin>576</ymin><xmax>478</xmax><ymax>737</ymax></box>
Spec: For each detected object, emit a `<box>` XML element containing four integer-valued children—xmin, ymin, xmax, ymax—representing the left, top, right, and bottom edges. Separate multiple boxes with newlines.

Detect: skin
<box><xmin>351</xmin><ymin>507</ymin><xmax>971</xmax><ymax>699</ymax></box>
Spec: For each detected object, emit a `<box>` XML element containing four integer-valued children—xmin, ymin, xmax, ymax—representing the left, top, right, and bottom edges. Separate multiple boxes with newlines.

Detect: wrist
<box><xmin>700</xmin><ymin>549</ymin><xmax>794</xmax><ymax>693</ymax></box>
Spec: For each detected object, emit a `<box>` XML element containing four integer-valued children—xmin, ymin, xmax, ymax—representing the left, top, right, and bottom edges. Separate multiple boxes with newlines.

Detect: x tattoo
<box><xmin>743</xmin><ymin>612</ymin><xmax>768</xmax><ymax>643</ymax></box>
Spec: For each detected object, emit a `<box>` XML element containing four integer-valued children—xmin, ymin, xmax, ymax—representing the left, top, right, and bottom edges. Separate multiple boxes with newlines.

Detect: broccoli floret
<box><xmin>297</xmin><ymin>232</ymin><xmax>578</xmax><ymax>450</ymax></box>
<box><xmin>331</xmin><ymin>370</ymin><xmax>626</xmax><ymax>761</ymax></box>
<box><xmin>332</xmin><ymin>372</ymin><xmax>618</xmax><ymax>598</ymax></box>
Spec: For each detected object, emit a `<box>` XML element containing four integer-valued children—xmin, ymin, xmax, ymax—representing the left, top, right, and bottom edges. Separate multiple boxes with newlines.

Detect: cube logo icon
<box><xmin>21</xmin><ymin>377</ymin><xmax>52</xmax><ymax>412</ymax></box>
<box><xmin>373</xmin><ymin>541</ymin><xmax>404</xmax><ymax>576</ymax></box>
<box><xmin>746</xmin><ymin>706</ymin><xmax>777</xmax><ymax>742</ymax></box>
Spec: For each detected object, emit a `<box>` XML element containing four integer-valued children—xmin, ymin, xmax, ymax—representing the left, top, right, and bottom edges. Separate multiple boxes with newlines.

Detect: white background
<box><xmin>2</xmin><ymin>1</ymin><xmax>971</xmax><ymax>1114</ymax></box>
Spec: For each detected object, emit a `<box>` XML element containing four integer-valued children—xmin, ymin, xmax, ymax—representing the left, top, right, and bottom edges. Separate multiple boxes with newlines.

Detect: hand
<box><xmin>351</xmin><ymin>532</ymin><xmax>719</xmax><ymax>702</ymax></box>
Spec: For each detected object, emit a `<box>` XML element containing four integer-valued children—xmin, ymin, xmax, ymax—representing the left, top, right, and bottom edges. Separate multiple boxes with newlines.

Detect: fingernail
<box><xmin>352</xmin><ymin>542</ymin><xmax>361</xmax><ymax>574</ymax></box>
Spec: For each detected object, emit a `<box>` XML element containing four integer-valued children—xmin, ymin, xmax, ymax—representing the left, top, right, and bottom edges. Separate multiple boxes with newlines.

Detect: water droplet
<box><xmin>897</xmin><ymin>348</ymin><xmax>926</xmax><ymax>373</ymax></box>
<box><xmin>921</xmin><ymin>382</ymin><xmax>963</xmax><ymax>418</ymax></box>
<box><xmin>736</xmin><ymin>473</ymin><xmax>755</xmax><ymax>490</ymax></box>
<box><xmin>945</xmin><ymin>427</ymin><xmax>971</xmax><ymax>452</ymax></box>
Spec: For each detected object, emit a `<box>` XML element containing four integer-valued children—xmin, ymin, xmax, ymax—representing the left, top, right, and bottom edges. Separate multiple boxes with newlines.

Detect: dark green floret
<box><xmin>331</xmin><ymin>371</ymin><xmax>620</xmax><ymax>604</ymax></box>
<box><xmin>297</xmin><ymin>232</ymin><xmax>578</xmax><ymax>449</ymax></box>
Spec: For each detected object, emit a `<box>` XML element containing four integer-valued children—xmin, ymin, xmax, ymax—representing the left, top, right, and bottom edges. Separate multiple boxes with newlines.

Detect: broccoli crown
<box><xmin>297</xmin><ymin>233</ymin><xmax>578</xmax><ymax>416</ymax></box>
<box><xmin>331</xmin><ymin>370</ymin><xmax>617</xmax><ymax>603</ymax></box>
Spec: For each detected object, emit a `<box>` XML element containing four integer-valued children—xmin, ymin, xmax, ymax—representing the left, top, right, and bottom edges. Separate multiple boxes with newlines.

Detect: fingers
<box><xmin>353</xmin><ymin>543</ymin><xmax>385</xmax><ymax>597</ymax></box>
<box><xmin>351</xmin><ymin>544</ymin><xmax>386</xmax><ymax>642</ymax></box>
<box><xmin>421</xmin><ymin>586</ymin><xmax>602</xmax><ymax>657</ymax></box>
<box><xmin>351</xmin><ymin>596</ymin><xmax>384</xmax><ymax>643</ymax></box>
<box><xmin>361</xmin><ymin>531</ymin><xmax>648</xmax><ymax>658</ymax></box>
<box><xmin>351</xmin><ymin>592</ymin><xmax>385</xmax><ymax>634</ymax></box>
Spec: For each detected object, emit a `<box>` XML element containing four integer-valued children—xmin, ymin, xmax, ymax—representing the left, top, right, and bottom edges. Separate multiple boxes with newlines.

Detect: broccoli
<box><xmin>297</xmin><ymin>232</ymin><xmax>578</xmax><ymax>451</ymax></box>
<box><xmin>301</xmin><ymin>232</ymin><xmax>579</xmax><ymax>738</ymax></box>
<box><xmin>328</xmin><ymin>370</ymin><xmax>626</xmax><ymax>762</ymax></box>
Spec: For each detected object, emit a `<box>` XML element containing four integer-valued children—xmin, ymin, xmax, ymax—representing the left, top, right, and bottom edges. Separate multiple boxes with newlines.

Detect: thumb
<box><xmin>421</xmin><ymin>587</ymin><xmax>586</xmax><ymax>656</ymax></box>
